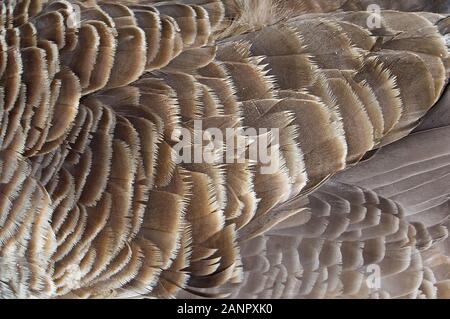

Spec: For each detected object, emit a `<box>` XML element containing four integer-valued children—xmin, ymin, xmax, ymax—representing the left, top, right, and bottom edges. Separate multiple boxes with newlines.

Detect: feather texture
<box><xmin>0</xmin><ymin>0</ymin><xmax>449</xmax><ymax>299</ymax></box>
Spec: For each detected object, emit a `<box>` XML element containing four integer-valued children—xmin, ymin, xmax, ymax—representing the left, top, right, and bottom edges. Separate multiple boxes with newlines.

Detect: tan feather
<box><xmin>0</xmin><ymin>0</ymin><xmax>449</xmax><ymax>299</ymax></box>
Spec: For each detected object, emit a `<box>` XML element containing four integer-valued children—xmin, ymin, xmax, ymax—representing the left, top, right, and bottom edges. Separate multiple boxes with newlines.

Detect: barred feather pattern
<box><xmin>0</xmin><ymin>0</ymin><xmax>448</xmax><ymax>298</ymax></box>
